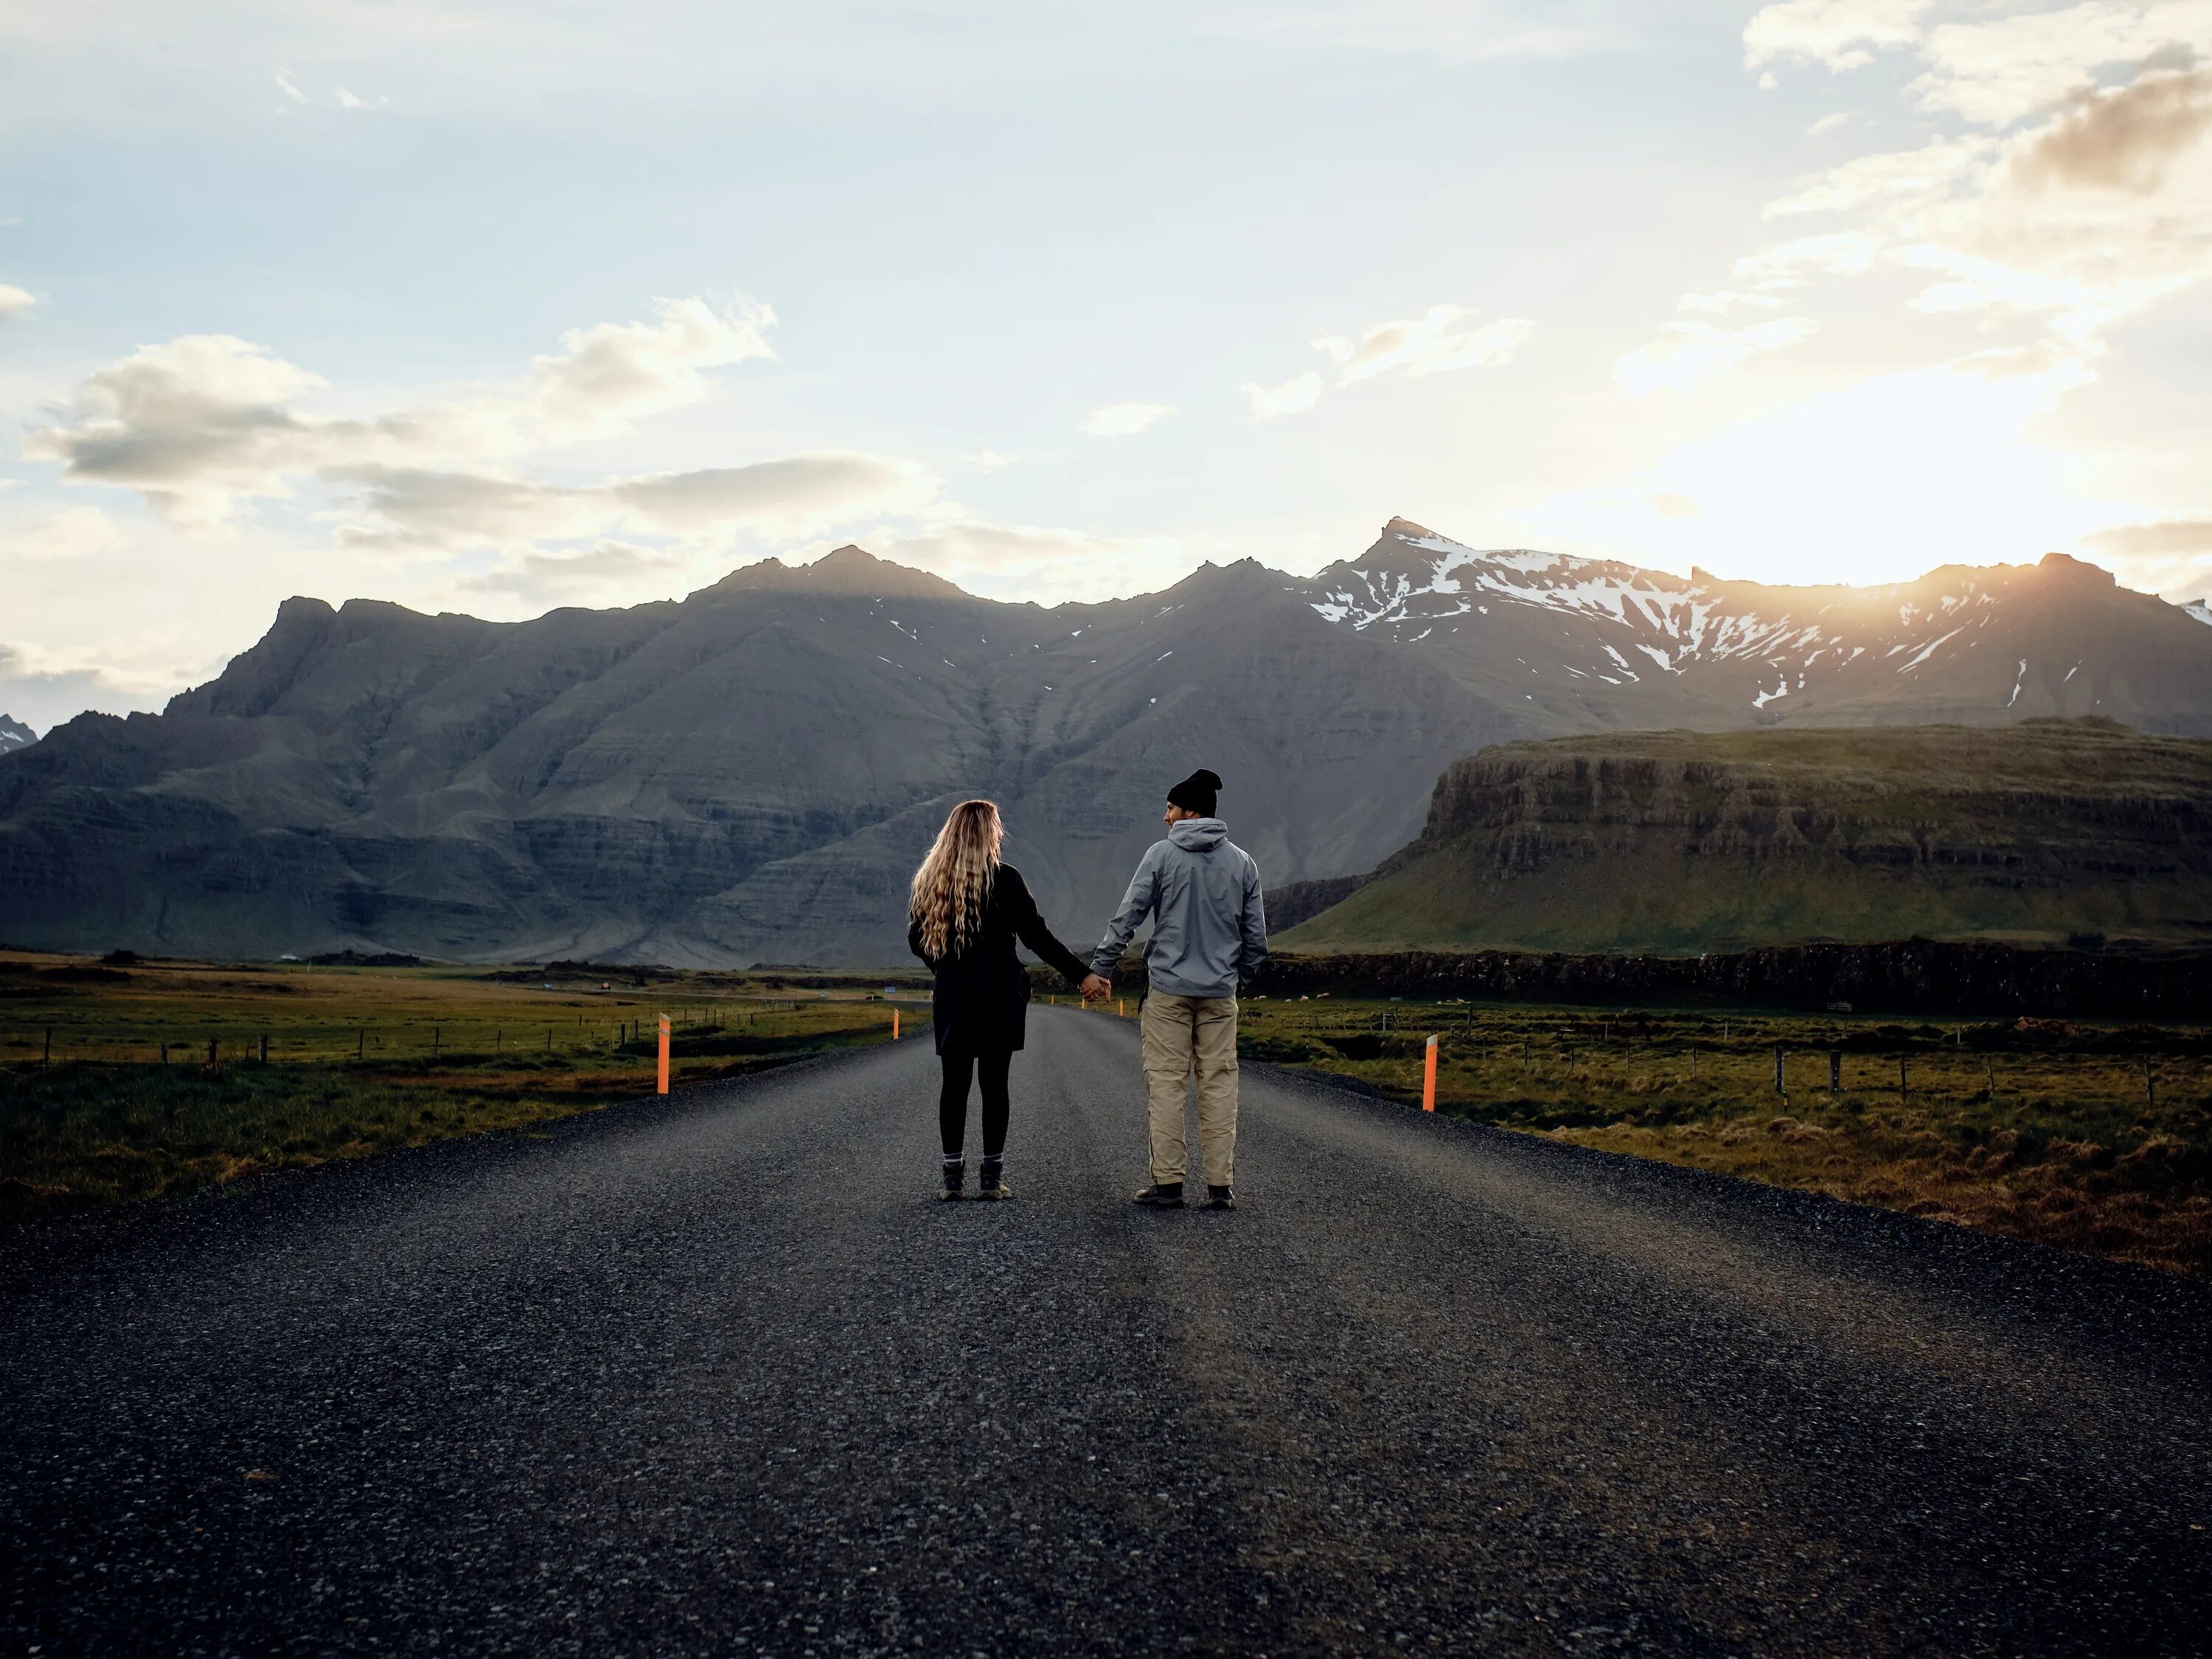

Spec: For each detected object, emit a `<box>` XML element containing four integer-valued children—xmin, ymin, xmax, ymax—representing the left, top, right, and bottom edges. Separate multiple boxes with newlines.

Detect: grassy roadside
<box><xmin>1237</xmin><ymin>995</ymin><xmax>2212</xmax><ymax>1276</ymax></box>
<box><xmin>0</xmin><ymin>953</ymin><xmax>928</xmax><ymax>1221</ymax></box>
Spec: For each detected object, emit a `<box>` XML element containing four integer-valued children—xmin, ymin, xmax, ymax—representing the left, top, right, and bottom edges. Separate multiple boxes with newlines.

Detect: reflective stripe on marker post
<box><xmin>1422</xmin><ymin>1033</ymin><xmax>1439</xmax><ymax>1113</ymax></box>
<box><xmin>657</xmin><ymin>1015</ymin><xmax>671</xmax><ymax>1096</ymax></box>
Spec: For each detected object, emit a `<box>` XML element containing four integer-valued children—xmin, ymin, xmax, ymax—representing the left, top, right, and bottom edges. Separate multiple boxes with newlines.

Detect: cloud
<box><xmin>860</xmin><ymin>519</ymin><xmax>1194</xmax><ymax>605</ymax></box>
<box><xmin>1911</xmin><ymin>4</ymin><xmax>2209</xmax><ymax>127</ymax></box>
<box><xmin>961</xmin><ymin>449</ymin><xmax>1017</xmax><ymax>470</ymax></box>
<box><xmin>2081</xmin><ymin>513</ymin><xmax>2212</xmax><ymax>600</ymax></box>
<box><xmin>2084</xmin><ymin>516</ymin><xmax>2212</xmax><ymax>554</ymax></box>
<box><xmin>1764</xmin><ymin>136</ymin><xmax>1986</xmax><ymax>217</ymax></box>
<box><xmin>0</xmin><ymin>283</ymin><xmax>33</xmax><ymax>327</ymax></box>
<box><xmin>0</xmin><ymin>639</ymin><xmax>193</xmax><ymax>730</ymax></box>
<box><xmin>524</xmin><ymin>295</ymin><xmax>774</xmax><ymax>444</ymax></box>
<box><xmin>274</xmin><ymin>66</ymin><xmax>307</xmax><ymax>104</ymax></box>
<box><xmin>460</xmin><ymin>539</ymin><xmax>684</xmax><ymax>604</ymax></box>
<box><xmin>1613</xmin><ymin>316</ymin><xmax>1819</xmax><ymax>396</ymax></box>
<box><xmin>1806</xmin><ymin>110</ymin><xmax>1863</xmax><ymax>136</ymax></box>
<box><xmin>1636</xmin><ymin>11</ymin><xmax>2212</xmax><ymax>410</ymax></box>
<box><xmin>1650</xmin><ymin>493</ymin><xmax>1700</xmax><ymax>520</ymax></box>
<box><xmin>1081</xmin><ymin>401</ymin><xmax>1175</xmax><ymax>437</ymax></box>
<box><xmin>2014</xmin><ymin>64</ymin><xmax>2212</xmax><ymax>193</ymax></box>
<box><xmin>1313</xmin><ymin>305</ymin><xmax>1532</xmax><ymax>383</ymax></box>
<box><xmin>3</xmin><ymin>504</ymin><xmax>121</xmax><ymax>561</ymax></box>
<box><xmin>1745</xmin><ymin>0</ymin><xmax>1933</xmax><ymax>72</ymax></box>
<box><xmin>23</xmin><ymin>295</ymin><xmax>782</xmax><ymax>528</ymax></box>
<box><xmin>334</xmin><ymin>453</ymin><xmax>936</xmax><ymax>552</ymax></box>
<box><xmin>1240</xmin><ymin>371</ymin><xmax>1322</xmax><ymax>420</ymax></box>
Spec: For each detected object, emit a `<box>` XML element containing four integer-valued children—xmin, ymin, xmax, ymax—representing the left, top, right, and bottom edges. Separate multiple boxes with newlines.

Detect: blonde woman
<box><xmin>908</xmin><ymin>800</ymin><xmax>1109</xmax><ymax>1200</ymax></box>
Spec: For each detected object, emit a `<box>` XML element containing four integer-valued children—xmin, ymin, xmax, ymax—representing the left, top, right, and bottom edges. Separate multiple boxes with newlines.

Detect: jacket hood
<box><xmin>1168</xmin><ymin>817</ymin><xmax>1228</xmax><ymax>852</ymax></box>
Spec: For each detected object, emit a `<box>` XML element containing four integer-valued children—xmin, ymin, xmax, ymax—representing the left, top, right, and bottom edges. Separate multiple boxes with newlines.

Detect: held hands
<box><xmin>1079</xmin><ymin>973</ymin><xmax>1112</xmax><ymax>1004</ymax></box>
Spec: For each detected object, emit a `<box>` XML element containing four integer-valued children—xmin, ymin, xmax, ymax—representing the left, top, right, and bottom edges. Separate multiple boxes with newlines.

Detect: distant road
<box><xmin>4</xmin><ymin>1009</ymin><xmax>2209</xmax><ymax>1655</ymax></box>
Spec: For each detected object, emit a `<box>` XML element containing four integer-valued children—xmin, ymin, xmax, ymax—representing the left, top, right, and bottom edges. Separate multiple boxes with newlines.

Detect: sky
<box><xmin>2</xmin><ymin>0</ymin><xmax>2210</xmax><ymax>731</ymax></box>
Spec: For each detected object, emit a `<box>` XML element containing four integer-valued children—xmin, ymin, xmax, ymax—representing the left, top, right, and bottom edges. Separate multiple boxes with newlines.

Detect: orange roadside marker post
<box><xmin>893</xmin><ymin>1009</ymin><xmax>901</xmax><ymax>1040</ymax></box>
<box><xmin>1118</xmin><ymin>998</ymin><xmax>1125</xmax><ymax>1018</ymax></box>
<box><xmin>1422</xmin><ymin>1033</ymin><xmax>1439</xmax><ymax>1113</ymax></box>
<box><xmin>657</xmin><ymin>1015</ymin><xmax>671</xmax><ymax>1095</ymax></box>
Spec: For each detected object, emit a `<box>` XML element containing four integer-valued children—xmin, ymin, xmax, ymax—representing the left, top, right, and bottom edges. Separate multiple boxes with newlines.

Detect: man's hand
<box><xmin>1080</xmin><ymin>974</ymin><xmax>1112</xmax><ymax>1003</ymax></box>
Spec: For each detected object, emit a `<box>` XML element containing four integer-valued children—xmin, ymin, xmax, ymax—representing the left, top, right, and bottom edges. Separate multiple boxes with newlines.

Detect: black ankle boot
<box><xmin>975</xmin><ymin>1157</ymin><xmax>1012</xmax><ymax>1200</ymax></box>
<box><xmin>939</xmin><ymin>1158</ymin><xmax>965</xmax><ymax>1200</ymax></box>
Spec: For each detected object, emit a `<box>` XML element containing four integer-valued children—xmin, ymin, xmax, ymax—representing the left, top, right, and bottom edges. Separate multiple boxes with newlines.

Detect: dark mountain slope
<box><xmin>1280</xmin><ymin>718</ymin><xmax>2212</xmax><ymax>956</ymax></box>
<box><xmin>0</xmin><ymin>549</ymin><xmax>1523</xmax><ymax>964</ymax></box>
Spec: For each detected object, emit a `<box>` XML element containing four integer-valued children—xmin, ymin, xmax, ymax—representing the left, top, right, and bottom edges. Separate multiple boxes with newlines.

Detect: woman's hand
<box><xmin>1079</xmin><ymin>974</ymin><xmax>1112</xmax><ymax>1003</ymax></box>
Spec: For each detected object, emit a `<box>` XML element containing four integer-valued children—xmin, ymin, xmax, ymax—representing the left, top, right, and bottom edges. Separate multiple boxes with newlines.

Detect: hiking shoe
<box><xmin>975</xmin><ymin>1158</ymin><xmax>1012</xmax><ymax>1201</ymax></box>
<box><xmin>939</xmin><ymin>1159</ymin><xmax>966</xmax><ymax>1200</ymax></box>
<box><xmin>1206</xmin><ymin>1185</ymin><xmax>1237</xmax><ymax>1210</ymax></box>
<box><xmin>1132</xmin><ymin>1182</ymin><xmax>1185</xmax><ymax>1207</ymax></box>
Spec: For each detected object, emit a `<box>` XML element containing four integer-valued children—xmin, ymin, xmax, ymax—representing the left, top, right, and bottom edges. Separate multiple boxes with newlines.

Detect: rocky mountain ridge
<box><xmin>3</xmin><ymin>525</ymin><xmax>2209</xmax><ymax>964</ymax></box>
<box><xmin>1279</xmin><ymin>718</ymin><xmax>2212</xmax><ymax>956</ymax></box>
<box><xmin>1311</xmin><ymin>518</ymin><xmax>2212</xmax><ymax>736</ymax></box>
<box><xmin>0</xmin><ymin>715</ymin><xmax>35</xmax><ymax>756</ymax></box>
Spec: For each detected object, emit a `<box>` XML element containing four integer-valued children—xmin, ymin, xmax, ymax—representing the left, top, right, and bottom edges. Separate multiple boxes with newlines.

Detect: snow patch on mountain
<box><xmin>0</xmin><ymin>714</ymin><xmax>37</xmax><ymax>755</ymax></box>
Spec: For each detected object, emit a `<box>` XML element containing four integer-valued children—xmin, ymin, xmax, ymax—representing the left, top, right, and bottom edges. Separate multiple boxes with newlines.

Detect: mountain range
<box><xmin>3</xmin><ymin>519</ymin><xmax>2209</xmax><ymax>964</ymax></box>
<box><xmin>1277</xmin><ymin>718</ymin><xmax>2212</xmax><ymax>956</ymax></box>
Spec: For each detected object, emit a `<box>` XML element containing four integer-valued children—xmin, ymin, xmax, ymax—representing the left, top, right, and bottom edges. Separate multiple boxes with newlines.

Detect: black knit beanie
<box><xmin>1166</xmin><ymin>768</ymin><xmax>1222</xmax><ymax>817</ymax></box>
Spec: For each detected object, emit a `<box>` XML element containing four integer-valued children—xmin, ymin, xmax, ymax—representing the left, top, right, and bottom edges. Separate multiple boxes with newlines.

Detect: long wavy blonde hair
<box><xmin>910</xmin><ymin>799</ymin><xmax>1004</xmax><ymax>959</ymax></box>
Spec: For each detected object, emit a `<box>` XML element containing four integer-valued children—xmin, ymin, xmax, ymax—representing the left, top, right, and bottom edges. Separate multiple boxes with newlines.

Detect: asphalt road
<box><xmin>4</xmin><ymin>1007</ymin><xmax>2210</xmax><ymax>1658</ymax></box>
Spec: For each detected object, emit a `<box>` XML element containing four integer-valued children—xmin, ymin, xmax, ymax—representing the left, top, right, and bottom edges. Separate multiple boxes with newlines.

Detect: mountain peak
<box><xmin>0</xmin><ymin>713</ymin><xmax>36</xmax><ymax>754</ymax></box>
<box><xmin>2038</xmin><ymin>551</ymin><xmax>2117</xmax><ymax>587</ymax></box>
<box><xmin>1382</xmin><ymin>515</ymin><xmax>1440</xmax><ymax>540</ymax></box>
<box><xmin>711</xmin><ymin>546</ymin><xmax>970</xmax><ymax>602</ymax></box>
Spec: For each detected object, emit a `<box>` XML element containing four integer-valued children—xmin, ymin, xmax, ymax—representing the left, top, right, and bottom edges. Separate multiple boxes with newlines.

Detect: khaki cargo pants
<box><xmin>1140</xmin><ymin>992</ymin><xmax>1239</xmax><ymax>1187</ymax></box>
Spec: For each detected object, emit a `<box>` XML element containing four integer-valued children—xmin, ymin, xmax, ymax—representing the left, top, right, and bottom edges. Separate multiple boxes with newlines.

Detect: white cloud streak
<box><xmin>3</xmin><ymin>504</ymin><xmax>121</xmax><ymax>560</ymax></box>
<box><xmin>1745</xmin><ymin>0</ymin><xmax>1934</xmax><ymax>72</ymax></box>
<box><xmin>1613</xmin><ymin>317</ymin><xmax>1820</xmax><ymax>396</ymax></box>
<box><xmin>0</xmin><ymin>283</ymin><xmax>34</xmax><ymax>327</ymax></box>
<box><xmin>1313</xmin><ymin>305</ymin><xmax>1532</xmax><ymax>383</ymax></box>
<box><xmin>1240</xmin><ymin>371</ymin><xmax>1322</xmax><ymax>420</ymax></box>
<box><xmin>1080</xmin><ymin>401</ymin><xmax>1175</xmax><ymax>437</ymax></box>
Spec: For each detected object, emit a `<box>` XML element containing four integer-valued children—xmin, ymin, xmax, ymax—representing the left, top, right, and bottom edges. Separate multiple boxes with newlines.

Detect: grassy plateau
<box><xmin>1236</xmin><ymin>994</ymin><xmax>2212</xmax><ymax>1277</ymax></box>
<box><xmin>0</xmin><ymin>952</ymin><xmax>928</xmax><ymax>1222</ymax></box>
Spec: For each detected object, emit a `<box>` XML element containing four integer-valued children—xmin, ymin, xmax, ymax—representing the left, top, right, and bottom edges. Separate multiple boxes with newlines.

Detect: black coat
<box><xmin>908</xmin><ymin>863</ymin><xmax>1091</xmax><ymax>1057</ymax></box>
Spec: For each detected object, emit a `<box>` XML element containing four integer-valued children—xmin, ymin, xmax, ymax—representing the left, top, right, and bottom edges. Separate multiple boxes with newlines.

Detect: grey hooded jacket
<box><xmin>1091</xmin><ymin>818</ymin><xmax>1267</xmax><ymax>999</ymax></box>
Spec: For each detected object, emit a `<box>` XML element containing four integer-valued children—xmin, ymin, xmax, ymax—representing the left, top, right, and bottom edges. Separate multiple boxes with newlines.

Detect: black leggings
<box><xmin>939</xmin><ymin>1050</ymin><xmax>1012</xmax><ymax>1159</ymax></box>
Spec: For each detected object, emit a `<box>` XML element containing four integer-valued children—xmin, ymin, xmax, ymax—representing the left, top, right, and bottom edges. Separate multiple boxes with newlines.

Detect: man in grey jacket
<box><xmin>1090</xmin><ymin>767</ymin><xmax>1267</xmax><ymax>1210</ymax></box>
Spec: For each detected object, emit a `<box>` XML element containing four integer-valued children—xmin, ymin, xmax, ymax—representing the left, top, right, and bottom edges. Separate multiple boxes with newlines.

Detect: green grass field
<box><xmin>1236</xmin><ymin>994</ymin><xmax>2212</xmax><ymax>1276</ymax></box>
<box><xmin>0</xmin><ymin>953</ymin><xmax>929</xmax><ymax>1220</ymax></box>
<box><xmin>10</xmin><ymin>953</ymin><xmax>2208</xmax><ymax>1276</ymax></box>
